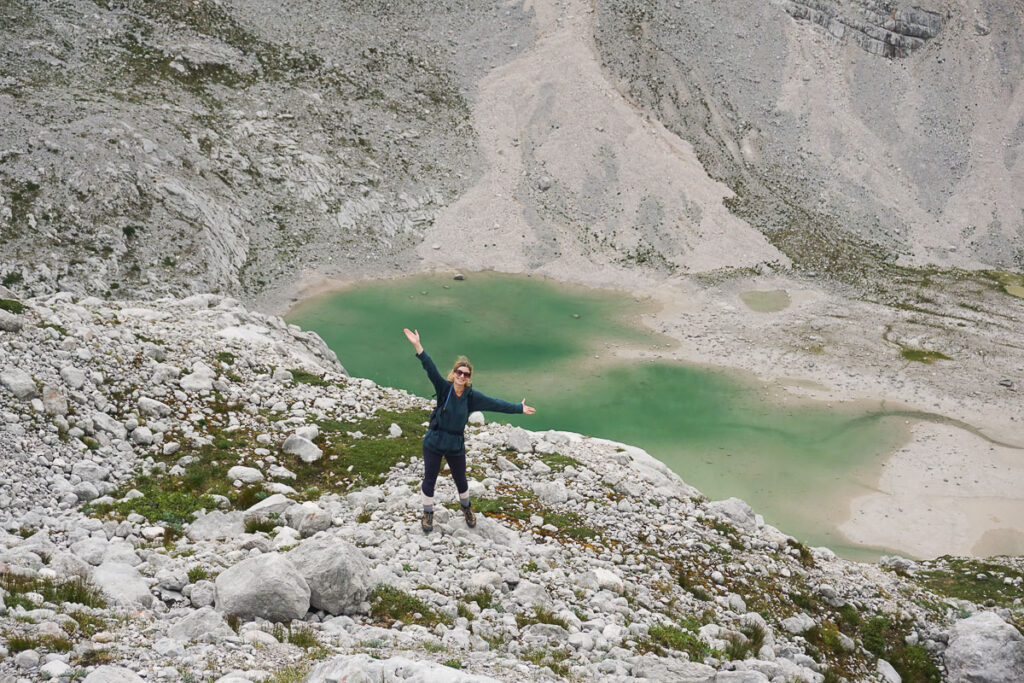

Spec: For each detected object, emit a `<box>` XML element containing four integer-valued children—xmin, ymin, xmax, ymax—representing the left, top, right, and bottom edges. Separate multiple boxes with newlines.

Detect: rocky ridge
<box><xmin>2</xmin><ymin>293</ymin><xmax>1023</xmax><ymax>682</ymax></box>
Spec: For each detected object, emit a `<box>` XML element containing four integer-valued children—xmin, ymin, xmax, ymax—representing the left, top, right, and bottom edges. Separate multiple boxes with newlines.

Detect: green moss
<box><xmin>538</xmin><ymin>453</ymin><xmax>582</xmax><ymax>472</ymax></box>
<box><xmin>900</xmin><ymin>348</ymin><xmax>953</xmax><ymax>363</ymax></box>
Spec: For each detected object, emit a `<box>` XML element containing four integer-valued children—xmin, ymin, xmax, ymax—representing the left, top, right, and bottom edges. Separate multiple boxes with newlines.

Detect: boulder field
<box><xmin>1</xmin><ymin>293</ymin><xmax>1022</xmax><ymax>682</ymax></box>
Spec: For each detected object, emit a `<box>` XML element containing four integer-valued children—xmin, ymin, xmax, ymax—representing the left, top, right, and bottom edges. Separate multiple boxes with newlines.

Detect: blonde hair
<box><xmin>446</xmin><ymin>356</ymin><xmax>473</xmax><ymax>386</ymax></box>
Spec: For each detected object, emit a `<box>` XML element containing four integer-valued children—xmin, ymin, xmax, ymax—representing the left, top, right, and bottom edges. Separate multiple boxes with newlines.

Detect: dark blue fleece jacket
<box><xmin>416</xmin><ymin>350</ymin><xmax>523</xmax><ymax>454</ymax></box>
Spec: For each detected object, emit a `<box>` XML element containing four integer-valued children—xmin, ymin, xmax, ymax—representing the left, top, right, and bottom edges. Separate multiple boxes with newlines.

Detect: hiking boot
<box><xmin>421</xmin><ymin>510</ymin><xmax>434</xmax><ymax>534</ymax></box>
<box><xmin>462</xmin><ymin>504</ymin><xmax>476</xmax><ymax>528</ymax></box>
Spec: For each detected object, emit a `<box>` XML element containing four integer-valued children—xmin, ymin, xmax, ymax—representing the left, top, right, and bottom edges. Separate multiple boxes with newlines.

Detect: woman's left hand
<box><xmin>522</xmin><ymin>399</ymin><xmax>536</xmax><ymax>415</ymax></box>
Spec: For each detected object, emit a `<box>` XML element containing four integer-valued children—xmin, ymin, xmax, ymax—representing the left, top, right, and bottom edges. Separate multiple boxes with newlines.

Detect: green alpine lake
<box><xmin>287</xmin><ymin>272</ymin><xmax>910</xmax><ymax>558</ymax></box>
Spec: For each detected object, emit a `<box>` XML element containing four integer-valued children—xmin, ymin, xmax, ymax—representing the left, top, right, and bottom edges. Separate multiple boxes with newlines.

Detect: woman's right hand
<box><xmin>403</xmin><ymin>328</ymin><xmax>423</xmax><ymax>354</ymax></box>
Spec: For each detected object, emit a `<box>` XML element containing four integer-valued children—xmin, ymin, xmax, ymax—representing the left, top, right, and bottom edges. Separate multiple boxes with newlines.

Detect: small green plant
<box><xmin>787</xmin><ymin>538</ymin><xmax>816</xmax><ymax>567</ymax></box>
<box><xmin>245</xmin><ymin>515</ymin><xmax>280</xmax><ymax>534</ymax></box>
<box><xmin>2</xmin><ymin>272</ymin><xmax>23</xmax><ymax>288</ymax></box>
<box><xmin>186</xmin><ymin>566</ymin><xmax>209</xmax><ymax>583</ymax></box>
<box><xmin>5</xmin><ymin>633</ymin><xmax>74</xmax><ymax>653</ymax></box>
<box><xmin>464</xmin><ymin>589</ymin><xmax>494</xmax><ymax>611</ymax></box>
<box><xmin>216</xmin><ymin>351</ymin><xmax>236</xmax><ymax>365</ymax></box>
<box><xmin>71</xmin><ymin>647</ymin><xmax>115</xmax><ymax>666</ymax></box>
<box><xmin>441</xmin><ymin>659</ymin><xmax>462</xmax><ymax>669</ymax></box>
<box><xmin>0</xmin><ymin>298</ymin><xmax>26</xmax><ymax>313</ymax></box>
<box><xmin>225</xmin><ymin>613</ymin><xmax>241</xmax><ymax>634</ymax></box>
<box><xmin>357</xmin><ymin>511</ymin><xmax>373</xmax><ymax>524</ymax></box>
<box><xmin>0</xmin><ymin>571</ymin><xmax>107</xmax><ymax>609</ymax></box>
<box><xmin>287</xmin><ymin>625</ymin><xmax>319</xmax><ymax>649</ymax></box>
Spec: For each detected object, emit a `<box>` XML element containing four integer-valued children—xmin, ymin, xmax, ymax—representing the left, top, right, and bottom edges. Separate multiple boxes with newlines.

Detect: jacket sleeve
<box><xmin>469</xmin><ymin>390</ymin><xmax>524</xmax><ymax>414</ymax></box>
<box><xmin>416</xmin><ymin>350</ymin><xmax>449</xmax><ymax>396</ymax></box>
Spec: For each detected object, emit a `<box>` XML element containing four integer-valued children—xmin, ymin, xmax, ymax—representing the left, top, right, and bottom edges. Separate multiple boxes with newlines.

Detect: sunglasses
<box><xmin>454</xmin><ymin>369</ymin><xmax>471</xmax><ymax>378</ymax></box>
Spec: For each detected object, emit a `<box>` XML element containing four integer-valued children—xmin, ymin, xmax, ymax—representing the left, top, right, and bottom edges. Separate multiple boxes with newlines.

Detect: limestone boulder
<box><xmin>286</xmin><ymin>534</ymin><xmax>374</xmax><ymax>615</ymax></box>
<box><xmin>706</xmin><ymin>497</ymin><xmax>758</xmax><ymax>533</ymax></box>
<box><xmin>92</xmin><ymin>562</ymin><xmax>153</xmax><ymax>608</ymax></box>
<box><xmin>944</xmin><ymin>611</ymin><xmax>1024</xmax><ymax>682</ymax></box>
<box><xmin>282</xmin><ymin>434</ymin><xmax>322</xmax><ymax>463</ymax></box>
<box><xmin>83</xmin><ymin>666</ymin><xmax>145</xmax><ymax>683</ymax></box>
<box><xmin>168</xmin><ymin>606</ymin><xmax>236</xmax><ymax>643</ymax></box>
<box><xmin>215</xmin><ymin>553</ymin><xmax>310</xmax><ymax>622</ymax></box>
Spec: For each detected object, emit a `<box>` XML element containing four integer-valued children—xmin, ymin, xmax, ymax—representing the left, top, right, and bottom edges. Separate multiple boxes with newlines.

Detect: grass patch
<box><xmin>6</xmin><ymin>633</ymin><xmax>74</xmax><ymax>653</ymax></box>
<box><xmin>0</xmin><ymin>571</ymin><xmax>107</xmax><ymax>609</ymax></box>
<box><xmin>290</xmin><ymin>368</ymin><xmax>329</xmax><ymax>386</ymax></box>
<box><xmin>442</xmin><ymin>659</ymin><xmax>462</xmax><ymax>669</ymax></box>
<box><xmin>909</xmin><ymin>557</ymin><xmax>1024</xmax><ymax>608</ymax></box>
<box><xmin>516</xmin><ymin>605</ymin><xmax>568</xmax><ymax>630</ymax></box>
<box><xmin>521</xmin><ymin>647</ymin><xmax>572</xmax><ymax>677</ymax></box>
<box><xmin>543</xmin><ymin>511</ymin><xmax>599</xmax><ymax>540</ymax></box>
<box><xmin>538</xmin><ymin>453</ymin><xmax>581</xmax><ymax>472</ymax></box>
<box><xmin>71</xmin><ymin>648</ymin><xmax>115</xmax><ymax>667</ymax></box>
<box><xmin>369</xmin><ymin>585</ymin><xmax>452</xmax><ymax>629</ymax></box>
<box><xmin>216</xmin><ymin>351</ymin><xmax>236</xmax><ymax>365</ymax></box>
<box><xmin>787</xmin><ymin>538</ymin><xmax>816</xmax><ymax>568</ymax></box>
<box><xmin>0</xmin><ymin>298</ymin><xmax>26</xmax><ymax>314</ymax></box>
<box><xmin>641</xmin><ymin>623</ymin><xmax>718</xmax><ymax>661</ymax></box>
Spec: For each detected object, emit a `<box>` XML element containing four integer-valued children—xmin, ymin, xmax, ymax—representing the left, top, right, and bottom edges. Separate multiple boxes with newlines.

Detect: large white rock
<box><xmin>168</xmin><ymin>606</ymin><xmax>236</xmax><ymax>643</ymax></box>
<box><xmin>72</xmin><ymin>460</ymin><xmax>110</xmax><ymax>483</ymax></box>
<box><xmin>706</xmin><ymin>497</ymin><xmax>759</xmax><ymax>533</ymax></box>
<box><xmin>281</xmin><ymin>434</ymin><xmax>322</xmax><ymax>462</ymax></box>
<box><xmin>242</xmin><ymin>493</ymin><xmax>294</xmax><ymax>524</ymax></box>
<box><xmin>214</xmin><ymin>553</ymin><xmax>310</xmax><ymax>622</ymax></box>
<box><xmin>83</xmin><ymin>666</ymin><xmax>145</xmax><ymax>683</ymax></box>
<box><xmin>307</xmin><ymin>654</ymin><xmax>503</xmax><ymax>683</ymax></box>
<box><xmin>286</xmin><ymin>534</ymin><xmax>374</xmax><ymax>615</ymax></box>
<box><xmin>532</xmin><ymin>480</ymin><xmax>568</xmax><ymax>505</ymax></box>
<box><xmin>1</xmin><ymin>366</ymin><xmax>38</xmax><ymax>400</ymax></box>
<box><xmin>944</xmin><ymin>611</ymin><xmax>1024</xmax><ymax>682</ymax></box>
<box><xmin>92</xmin><ymin>562</ymin><xmax>153</xmax><ymax>608</ymax></box>
<box><xmin>92</xmin><ymin>412</ymin><xmax>127</xmax><ymax>440</ymax></box>
<box><xmin>60</xmin><ymin>365</ymin><xmax>87</xmax><ymax>389</ymax></box>
<box><xmin>186</xmin><ymin>511</ymin><xmax>245</xmax><ymax>541</ymax></box>
<box><xmin>227</xmin><ymin>466</ymin><xmax>264</xmax><ymax>484</ymax></box>
<box><xmin>138</xmin><ymin>396</ymin><xmax>172</xmax><ymax>417</ymax></box>
<box><xmin>285</xmin><ymin>501</ymin><xmax>332</xmax><ymax>537</ymax></box>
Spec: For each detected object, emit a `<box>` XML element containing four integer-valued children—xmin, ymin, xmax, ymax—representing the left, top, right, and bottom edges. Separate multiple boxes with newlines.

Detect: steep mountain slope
<box><xmin>592</xmin><ymin>0</ymin><xmax>1024</xmax><ymax>280</ymax></box>
<box><xmin>0</xmin><ymin>0</ymin><xmax>532</xmax><ymax>299</ymax></box>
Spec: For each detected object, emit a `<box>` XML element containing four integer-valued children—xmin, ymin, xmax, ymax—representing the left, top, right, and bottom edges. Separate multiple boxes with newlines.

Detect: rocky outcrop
<box><xmin>779</xmin><ymin>0</ymin><xmax>944</xmax><ymax>58</ymax></box>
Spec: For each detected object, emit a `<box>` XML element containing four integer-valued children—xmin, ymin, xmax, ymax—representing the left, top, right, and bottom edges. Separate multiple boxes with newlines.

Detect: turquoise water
<box><xmin>287</xmin><ymin>272</ymin><xmax>907</xmax><ymax>553</ymax></box>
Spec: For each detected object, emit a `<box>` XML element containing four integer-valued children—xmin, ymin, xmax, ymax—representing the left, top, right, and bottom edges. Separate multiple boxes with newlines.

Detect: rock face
<box><xmin>214</xmin><ymin>553</ymin><xmax>310</xmax><ymax>622</ymax></box>
<box><xmin>944</xmin><ymin>611</ymin><xmax>1024</xmax><ymax>683</ymax></box>
<box><xmin>286</xmin><ymin>534</ymin><xmax>374</xmax><ymax>615</ymax></box>
<box><xmin>778</xmin><ymin>0</ymin><xmax>943</xmax><ymax>57</ymax></box>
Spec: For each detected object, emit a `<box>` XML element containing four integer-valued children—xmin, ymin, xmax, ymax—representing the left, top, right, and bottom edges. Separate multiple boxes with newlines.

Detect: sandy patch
<box><xmin>839</xmin><ymin>421</ymin><xmax>1024</xmax><ymax>559</ymax></box>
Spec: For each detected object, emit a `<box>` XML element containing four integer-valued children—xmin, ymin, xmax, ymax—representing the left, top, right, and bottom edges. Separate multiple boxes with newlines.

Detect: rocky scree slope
<box><xmin>592</xmin><ymin>0</ymin><xmax>1024</xmax><ymax>283</ymax></box>
<box><xmin>1</xmin><ymin>293</ymin><xmax>1024</xmax><ymax>682</ymax></box>
<box><xmin>0</xmin><ymin>0</ymin><xmax>533</xmax><ymax>300</ymax></box>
